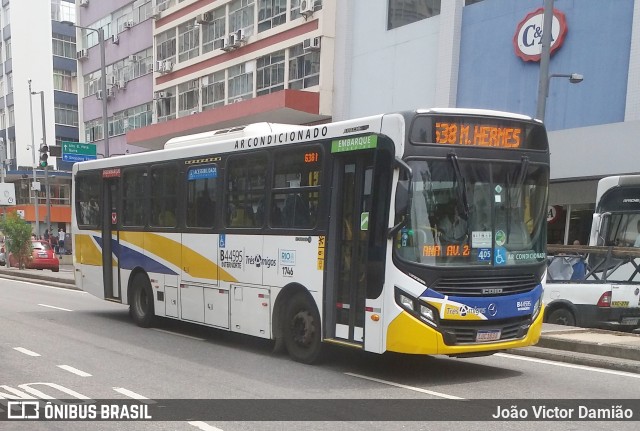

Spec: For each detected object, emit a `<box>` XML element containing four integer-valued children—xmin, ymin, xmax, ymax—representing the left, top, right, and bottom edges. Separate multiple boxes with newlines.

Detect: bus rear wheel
<box><xmin>130</xmin><ymin>274</ymin><xmax>155</xmax><ymax>328</ymax></box>
<box><xmin>283</xmin><ymin>292</ymin><xmax>322</xmax><ymax>364</ymax></box>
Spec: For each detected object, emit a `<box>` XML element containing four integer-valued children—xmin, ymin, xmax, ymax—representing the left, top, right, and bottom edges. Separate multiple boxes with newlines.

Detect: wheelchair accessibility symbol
<box><xmin>494</xmin><ymin>247</ymin><xmax>507</xmax><ymax>266</ymax></box>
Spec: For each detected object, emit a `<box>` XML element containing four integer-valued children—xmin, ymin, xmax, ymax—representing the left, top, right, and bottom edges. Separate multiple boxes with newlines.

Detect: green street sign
<box><xmin>62</xmin><ymin>141</ymin><xmax>97</xmax><ymax>162</ymax></box>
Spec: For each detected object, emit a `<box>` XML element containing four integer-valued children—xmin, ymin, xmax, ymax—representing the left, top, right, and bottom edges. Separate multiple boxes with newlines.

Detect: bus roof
<box><xmin>417</xmin><ymin>107</ymin><xmax>539</xmax><ymax>123</ymax></box>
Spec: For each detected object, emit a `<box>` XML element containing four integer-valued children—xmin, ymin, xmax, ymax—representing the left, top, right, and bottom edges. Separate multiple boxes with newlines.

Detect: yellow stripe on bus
<box><xmin>74</xmin><ymin>233</ymin><xmax>105</xmax><ymax>266</ymax></box>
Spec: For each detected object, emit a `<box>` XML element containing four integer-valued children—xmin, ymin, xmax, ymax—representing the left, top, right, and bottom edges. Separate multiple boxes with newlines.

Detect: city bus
<box><xmin>72</xmin><ymin>108</ymin><xmax>549</xmax><ymax>363</ymax></box>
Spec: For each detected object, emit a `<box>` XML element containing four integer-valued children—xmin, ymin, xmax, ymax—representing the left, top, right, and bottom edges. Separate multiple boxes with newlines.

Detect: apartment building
<box><xmin>0</xmin><ymin>0</ymin><xmax>79</xmax><ymax>236</ymax></box>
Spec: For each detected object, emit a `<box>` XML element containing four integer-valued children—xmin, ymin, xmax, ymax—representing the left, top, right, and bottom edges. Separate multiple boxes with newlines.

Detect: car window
<box><xmin>32</xmin><ymin>241</ymin><xmax>52</xmax><ymax>251</ymax></box>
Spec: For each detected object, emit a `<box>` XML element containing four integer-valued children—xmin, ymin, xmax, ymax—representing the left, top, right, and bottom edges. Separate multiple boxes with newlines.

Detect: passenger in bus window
<box><xmin>634</xmin><ymin>220</ymin><xmax>640</xmax><ymax>247</ymax></box>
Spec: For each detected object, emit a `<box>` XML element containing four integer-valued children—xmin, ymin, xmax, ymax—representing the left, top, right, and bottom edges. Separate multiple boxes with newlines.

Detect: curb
<box><xmin>507</xmin><ymin>345</ymin><xmax>640</xmax><ymax>374</ymax></box>
<box><xmin>0</xmin><ymin>269</ymin><xmax>78</xmax><ymax>290</ymax></box>
<box><xmin>537</xmin><ymin>335</ymin><xmax>640</xmax><ymax>362</ymax></box>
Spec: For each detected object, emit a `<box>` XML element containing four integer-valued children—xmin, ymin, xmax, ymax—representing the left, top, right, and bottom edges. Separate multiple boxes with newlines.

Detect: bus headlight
<box><xmin>399</xmin><ymin>294</ymin><xmax>415</xmax><ymax>311</ymax></box>
<box><xmin>532</xmin><ymin>298</ymin><xmax>541</xmax><ymax>319</ymax></box>
<box><xmin>420</xmin><ymin>304</ymin><xmax>435</xmax><ymax>322</ymax></box>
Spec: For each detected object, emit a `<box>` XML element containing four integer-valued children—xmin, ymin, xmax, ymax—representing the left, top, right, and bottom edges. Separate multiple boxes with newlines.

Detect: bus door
<box><xmin>326</xmin><ymin>150</ymin><xmax>376</xmax><ymax>345</ymax></box>
<box><xmin>102</xmin><ymin>177</ymin><xmax>121</xmax><ymax>301</ymax></box>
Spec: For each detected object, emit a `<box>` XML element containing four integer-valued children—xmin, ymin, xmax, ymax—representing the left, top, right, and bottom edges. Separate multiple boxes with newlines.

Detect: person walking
<box><xmin>58</xmin><ymin>228</ymin><xmax>65</xmax><ymax>255</ymax></box>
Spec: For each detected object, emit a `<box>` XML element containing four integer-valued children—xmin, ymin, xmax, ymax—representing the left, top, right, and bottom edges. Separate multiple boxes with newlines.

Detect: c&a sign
<box><xmin>513</xmin><ymin>7</ymin><xmax>568</xmax><ymax>62</ymax></box>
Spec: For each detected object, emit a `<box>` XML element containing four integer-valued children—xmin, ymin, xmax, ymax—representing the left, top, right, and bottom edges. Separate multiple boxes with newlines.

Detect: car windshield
<box><xmin>394</xmin><ymin>158</ymin><xmax>548</xmax><ymax>267</ymax></box>
<box><xmin>33</xmin><ymin>241</ymin><xmax>52</xmax><ymax>251</ymax></box>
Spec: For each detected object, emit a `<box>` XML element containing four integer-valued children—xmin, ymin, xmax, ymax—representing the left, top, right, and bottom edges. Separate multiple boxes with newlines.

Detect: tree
<box><xmin>0</xmin><ymin>212</ymin><xmax>33</xmax><ymax>269</ymax></box>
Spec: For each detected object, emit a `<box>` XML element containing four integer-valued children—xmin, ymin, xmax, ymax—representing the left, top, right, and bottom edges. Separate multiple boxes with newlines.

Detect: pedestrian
<box><xmin>58</xmin><ymin>228</ymin><xmax>65</xmax><ymax>254</ymax></box>
<box><xmin>44</xmin><ymin>229</ymin><xmax>50</xmax><ymax>242</ymax></box>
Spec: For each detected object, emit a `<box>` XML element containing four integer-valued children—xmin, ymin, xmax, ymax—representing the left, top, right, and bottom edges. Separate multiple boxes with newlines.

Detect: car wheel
<box><xmin>547</xmin><ymin>308</ymin><xmax>576</xmax><ymax>326</ymax></box>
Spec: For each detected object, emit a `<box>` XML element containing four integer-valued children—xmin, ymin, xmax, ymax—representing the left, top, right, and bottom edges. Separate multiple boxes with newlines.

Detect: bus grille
<box><xmin>439</xmin><ymin>316</ymin><xmax>531</xmax><ymax>345</ymax></box>
<box><xmin>431</xmin><ymin>274</ymin><xmax>538</xmax><ymax>297</ymax></box>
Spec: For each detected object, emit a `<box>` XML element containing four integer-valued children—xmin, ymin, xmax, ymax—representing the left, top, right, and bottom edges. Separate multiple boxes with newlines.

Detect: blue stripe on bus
<box><xmin>93</xmin><ymin>236</ymin><xmax>178</xmax><ymax>275</ymax></box>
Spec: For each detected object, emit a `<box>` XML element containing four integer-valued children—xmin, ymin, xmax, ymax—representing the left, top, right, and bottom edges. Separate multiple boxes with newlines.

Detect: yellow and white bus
<box><xmin>72</xmin><ymin>108</ymin><xmax>549</xmax><ymax>363</ymax></box>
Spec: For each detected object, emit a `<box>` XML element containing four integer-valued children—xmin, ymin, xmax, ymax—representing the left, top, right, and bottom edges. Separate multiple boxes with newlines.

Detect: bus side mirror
<box><xmin>590</xmin><ymin>212</ymin><xmax>610</xmax><ymax>246</ymax></box>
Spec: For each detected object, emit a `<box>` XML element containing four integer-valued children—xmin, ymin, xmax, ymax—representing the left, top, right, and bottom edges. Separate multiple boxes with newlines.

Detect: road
<box><xmin>1</xmin><ymin>277</ymin><xmax>639</xmax><ymax>430</ymax></box>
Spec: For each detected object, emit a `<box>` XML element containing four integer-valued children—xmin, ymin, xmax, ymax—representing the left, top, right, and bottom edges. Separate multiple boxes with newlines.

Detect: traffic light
<box><xmin>39</xmin><ymin>145</ymin><xmax>49</xmax><ymax>168</ymax></box>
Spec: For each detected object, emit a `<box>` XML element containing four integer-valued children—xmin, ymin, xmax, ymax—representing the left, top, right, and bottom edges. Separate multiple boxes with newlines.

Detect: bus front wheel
<box><xmin>283</xmin><ymin>292</ymin><xmax>322</xmax><ymax>364</ymax></box>
<box><xmin>130</xmin><ymin>274</ymin><xmax>155</xmax><ymax>328</ymax></box>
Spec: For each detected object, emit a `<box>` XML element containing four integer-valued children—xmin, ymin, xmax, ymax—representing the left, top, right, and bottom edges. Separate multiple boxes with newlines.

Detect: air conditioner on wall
<box><xmin>300</xmin><ymin>0</ymin><xmax>316</xmax><ymax>17</ymax></box>
<box><xmin>96</xmin><ymin>90</ymin><xmax>103</xmax><ymax>100</ymax></box>
<box><xmin>162</xmin><ymin>61</ymin><xmax>173</xmax><ymax>73</ymax></box>
<box><xmin>123</xmin><ymin>20</ymin><xmax>135</xmax><ymax>29</ymax></box>
<box><xmin>197</xmin><ymin>12</ymin><xmax>213</xmax><ymax>24</ymax></box>
<box><xmin>80</xmin><ymin>0</ymin><xmax>89</xmax><ymax>7</ymax></box>
<box><xmin>303</xmin><ymin>36</ymin><xmax>321</xmax><ymax>51</ymax></box>
<box><xmin>111</xmin><ymin>34</ymin><xmax>119</xmax><ymax>45</ymax></box>
<box><xmin>76</xmin><ymin>49</ymin><xmax>88</xmax><ymax>60</ymax></box>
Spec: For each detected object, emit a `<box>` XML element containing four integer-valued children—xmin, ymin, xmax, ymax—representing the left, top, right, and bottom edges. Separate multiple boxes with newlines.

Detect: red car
<box><xmin>9</xmin><ymin>240</ymin><xmax>60</xmax><ymax>272</ymax></box>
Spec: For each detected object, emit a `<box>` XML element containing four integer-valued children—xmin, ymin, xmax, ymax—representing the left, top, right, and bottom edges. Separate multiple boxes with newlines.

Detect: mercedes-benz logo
<box><xmin>487</xmin><ymin>303</ymin><xmax>497</xmax><ymax>317</ymax></box>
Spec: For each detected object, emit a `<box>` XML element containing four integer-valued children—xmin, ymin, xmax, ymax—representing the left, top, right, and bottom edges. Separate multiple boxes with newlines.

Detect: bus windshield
<box><xmin>395</xmin><ymin>158</ymin><xmax>547</xmax><ymax>267</ymax></box>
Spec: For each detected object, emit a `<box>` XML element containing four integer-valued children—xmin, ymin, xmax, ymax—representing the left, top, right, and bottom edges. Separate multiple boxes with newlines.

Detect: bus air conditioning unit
<box><xmin>300</xmin><ymin>0</ymin><xmax>316</xmax><ymax>18</ymax></box>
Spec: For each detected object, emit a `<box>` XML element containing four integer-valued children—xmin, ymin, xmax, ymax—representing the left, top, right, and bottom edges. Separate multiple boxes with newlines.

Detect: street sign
<box><xmin>62</xmin><ymin>141</ymin><xmax>97</xmax><ymax>163</ymax></box>
<box><xmin>0</xmin><ymin>183</ymin><xmax>16</xmax><ymax>206</ymax></box>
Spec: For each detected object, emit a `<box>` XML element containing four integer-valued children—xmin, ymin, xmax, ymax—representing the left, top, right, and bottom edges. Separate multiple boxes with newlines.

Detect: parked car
<box><xmin>8</xmin><ymin>240</ymin><xmax>59</xmax><ymax>272</ymax></box>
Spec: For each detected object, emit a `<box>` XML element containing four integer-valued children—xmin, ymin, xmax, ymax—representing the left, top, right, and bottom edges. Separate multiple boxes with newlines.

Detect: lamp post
<box><xmin>534</xmin><ymin>0</ymin><xmax>583</xmax><ymax>121</ymax></box>
<box><xmin>62</xmin><ymin>21</ymin><xmax>109</xmax><ymax>158</ymax></box>
<box><xmin>28</xmin><ymin>80</ymin><xmax>40</xmax><ymax>237</ymax></box>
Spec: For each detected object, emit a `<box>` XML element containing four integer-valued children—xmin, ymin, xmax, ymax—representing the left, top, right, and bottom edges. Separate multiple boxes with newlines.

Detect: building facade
<box><xmin>0</xmin><ymin>0</ymin><xmax>79</xmax><ymax>237</ymax></box>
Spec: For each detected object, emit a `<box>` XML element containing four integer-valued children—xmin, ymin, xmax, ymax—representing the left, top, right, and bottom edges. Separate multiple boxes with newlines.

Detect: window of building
<box><xmin>202</xmin><ymin>7</ymin><xmax>226</xmax><ymax>53</ymax></box>
<box><xmin>53</xmin><ymin>69</ymin><xmax>74</xmax><ymax>92</ymax></box>
<box><xmin>256</xmin><ymin>50</ymin><xmax>285</xmax><ymax>96</ymax></box>
<box><xmin>258</xmin><ymin>0</ymin><xmax>286</xmax><ymax>33</ymax></box>
<box><xmin>5</xmin><ymin>38</ymin><xmax>11</xmax><ymax>61</ymax></box>
<box><xmin>6</xmin><ymin>73</ymin><xmax>13</xmax><ymax>94</ymax></box>
<box><xmin>108</xmin><ymin>110</ymin><xmax>126</xmax><ymax>137</ymax></box>
<box><xmin>0</xmin><ymin>109</ymin><xmax>5</xmax><ymax>129</ymax></box>
<box><xmin>271</xmin><ymin>146</ymin><xmax>321</xmax><ymax>228</ymax></box>
<box><xmin>228</xmin><ymin>63</ymin><xmax>254</xmax><ymax>102</ymax></box>
<box><xmin>124</xmin><ymin>103</ymin><xmax>153</xmax><ymax>132</ymax></box>
<box><xmin>226</xmin><ymin>153</ymin><xmax>267</xmax><ymax>228</ymax></box>
<box><xmin>8</xmin><ymin>106</ymin><xmax>14</xmax><ymax>127</ymax></box>
<box><xmin>54</xmin><ymin>103</ymin><xmax>78</xmax><ymax>127</ymax></box>
<box><xmin>0</xmin><ymin>78</ymin><xmax>4</xmax><ymax>99</ymax></box>
<box><xmin>123</xmin><ymin>168</ymin><xmax>147</xmax><ymax>227</ymax></box>
<box><xmin>52</xmin><ymin>33</ymin><xmax>76</xmax><ymax>59</ymax></box>
<box><xmin>178</xmin><ymin>80</ymin><xmax>200</xmax><ymax>116</ymax></box>
<box><xmin>202</xmin><ymin>71</ymin><xmax>226</xmax><ymax>110</ymax></box>
<box><xmin>156</xmin><ymin>28</ymin><xmax>177</xmax><ymax>62</ymax></box>
<box><xmin>134</xmin><ymin>0</ymin><xmax>153</xmax><ymax>22</ymax></box>
<box><xmin>113</xmin><ymin>3</ymin><xmax>135</xmax><ymax>34</ymax></box>
<box><xmin>51</xmin><ymin>0</ymin><xmax>76</xmax><ymax>23</ymax></box>
<box><xmin>186</xmin><ymin>164</ymin><xmax>218</xmax><ymax>228</ymax></box>
<box><xmin>75</xmin><ymin>173</ymin><xmax>101</xmax><ymax>228</ymax></box>
<box><xmin>288</xmin><ymin>43</ymin><xmax>319</xmax><ymax>89</ymax></box>
<box><xmin>150</xmin><ymin>164</ymin><xmax>178</xmax><ymax>228</ymax></box>
<box><xmin>84</xmin><ymin>118</ymin><xmax>104</xmax><ymax>142</ymax></box>
<box><xmin>84</xmin><ymin>17</ymin><xmax>112</xmax><ymax>49</ymax></box>
<box><xmin>83</xmin><ymin>70</ymin><xmax>102</xmax><ymax>97</ymax></box>
<box><xmin>178</xmin><ymin>21</ymin><xmax>200</xmax><ymax>62</ymax></box>
<box><xmin>156</xmin><ymin>87</ymin><xmax>177</xmax><ymax>122</ymax></box>
<box><xmin>229</xmin><ymin>0</ymin><xmax>255</xmax><ymax>35</ymax></box>
<box><xmin>129</xmin><ymin>47</ymin><xmax>154</xmax><ymax>79</ymax></box>
<box><xmin>387</xmin><ymin>0</ymin><xmax>441</xmax><ymax>30</ymax></box>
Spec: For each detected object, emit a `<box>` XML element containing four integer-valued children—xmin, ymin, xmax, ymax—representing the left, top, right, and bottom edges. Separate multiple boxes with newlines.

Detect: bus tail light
<box><xmin>597</xmin><ymin>291</ymin><xmax>611</xmax><ymax>307</ymax></box>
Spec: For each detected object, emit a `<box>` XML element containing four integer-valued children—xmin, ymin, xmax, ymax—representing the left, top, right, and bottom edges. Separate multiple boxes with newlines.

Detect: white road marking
<box><xmin>152</xmin><ymin>328</ymin><xmax>206</xmax><ymax>341</ymax></box>
<box><xmin>345</xmin><ymin>372</ymin><xmax>464</xmax><ymax>400</ymax></box>
<box><xmin>112</xmin><ymin>387</ymin><xmax>156</xmax><ymax>404</ymax></box>
<box><xmin>13</xmin><ymin>347</ymin><xmax>41</xmax><ymax>357</ymax></box>
<box><xmin>496</xmin><ymin>353</ymin><xmax>640</xmax><ymax>378</ymax></box>
<box><xmin>57</xmin><ymin>365</ymin><xmax>92</xmax><ymax>377</ymax></box>
<box><xmin>2</xmin><ymin>278</ymin><xmax>84</xmax><ymax>292</ymax></box>
<box><xmin>38</xmin><ymin>303</ymin><xmax>73</xmax><ymax>312</ymax></box>
<box><xmin>188</xmin><ymin>421</ymin><xmax>225</xmax><ymax>431</ymax></box>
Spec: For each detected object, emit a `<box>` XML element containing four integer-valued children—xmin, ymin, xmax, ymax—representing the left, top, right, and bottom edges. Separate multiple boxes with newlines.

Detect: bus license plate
<box><xmin>476</xmin><ymin>329</ymin><xmax>501</xmax><ymax>342</ymax></box>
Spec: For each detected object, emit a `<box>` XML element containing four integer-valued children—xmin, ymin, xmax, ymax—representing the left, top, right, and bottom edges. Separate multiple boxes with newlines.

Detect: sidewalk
<box><xmin>0</xmin><ymin>266</ymin><xmax>639</xmax><ymax>373</ymax></box>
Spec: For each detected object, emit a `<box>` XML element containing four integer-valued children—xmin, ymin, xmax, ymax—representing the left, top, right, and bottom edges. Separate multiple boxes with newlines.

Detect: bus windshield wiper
<box><xmin>448</xmin><ymin>152</ymin><xmax>469</xmax><ymax>219</ymax></box>
<box><xmin>506</xmin><ymin>156</ymin><xmax>529</xmax><ymax>240</ymax></box>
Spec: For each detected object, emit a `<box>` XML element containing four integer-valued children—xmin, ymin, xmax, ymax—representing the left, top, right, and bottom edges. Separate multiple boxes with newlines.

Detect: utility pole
<box><xmin>28</xmin><ymin>80</ymin><xmax>40</xmax><ymax>237</ymax></box>
<box><xmin>34</xmin><ymin>91</ymin><xmax>51</xmax><ymax>230</ymax></box>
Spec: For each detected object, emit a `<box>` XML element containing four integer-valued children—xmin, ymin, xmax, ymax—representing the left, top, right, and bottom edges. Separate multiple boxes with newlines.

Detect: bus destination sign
<box><xmin>433</xmin><ymin>120</ymin><xmax>522</xmax><ymax>148</ymax></box>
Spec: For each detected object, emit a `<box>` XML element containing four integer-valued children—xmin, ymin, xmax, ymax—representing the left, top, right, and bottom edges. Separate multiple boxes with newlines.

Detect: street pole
<box><xmin>28</xmin><ymin>80</ymin><xmax>40</xmax><ymax>237</ymax></box>
<box><xmin>98</xmin><ymin>27</ymin><xmax>109</xmax><ymax>158</ymax></box>
<box><xmin>535</xmin><ymin>0</ymin><xmax>554</xmax><ymax>121</ymax></box>
<box><xmin>36</xmin><ymin>91</ymin><xmax>52</xmax><ymax>230</ymax></box>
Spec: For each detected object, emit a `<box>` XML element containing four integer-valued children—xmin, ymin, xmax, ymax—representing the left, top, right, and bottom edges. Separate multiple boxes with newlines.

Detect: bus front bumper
<box><xmin>386</xmin><ymin>304</ymin><xmax>545</xmax><ymax>356</ymax></box>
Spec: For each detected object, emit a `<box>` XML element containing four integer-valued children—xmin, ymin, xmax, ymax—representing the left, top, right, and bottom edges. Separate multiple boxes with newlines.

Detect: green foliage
<box><xmin>0</xmin><ymin>212</ymin><xmax>33</xmax><ymax>269</ymax></box>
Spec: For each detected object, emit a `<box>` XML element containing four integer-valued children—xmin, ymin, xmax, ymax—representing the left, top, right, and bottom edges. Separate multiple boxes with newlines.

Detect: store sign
<box><xmin>513</xmin><ymin>7</ymin><xmax>568</xmax><ymax>62</ymax></box>
<box><xmin>547</xmin><ymin>205</ymin><xmax>563</xmax><ymax>224</ymax></box>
